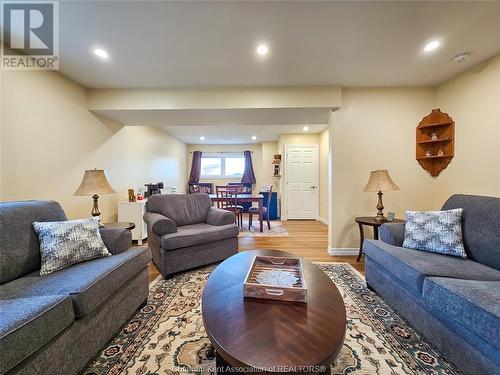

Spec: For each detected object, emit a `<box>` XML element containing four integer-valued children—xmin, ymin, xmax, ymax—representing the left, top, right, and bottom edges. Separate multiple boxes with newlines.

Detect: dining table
<box><xmin>208</xmin><ymin>193</ymin><xmax>265</xmax><ymax>232</ymax></box>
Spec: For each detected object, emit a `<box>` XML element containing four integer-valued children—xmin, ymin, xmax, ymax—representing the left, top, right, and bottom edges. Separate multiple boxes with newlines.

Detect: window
<box><xmin>201</xmin><ymin>153</ymin><xmax>245</xmax><ymax>178</ymax></box>
<box><xmin>200</xmin><ymin>157</ymin><xmax>222</xmax><ymax>177</ymax></box>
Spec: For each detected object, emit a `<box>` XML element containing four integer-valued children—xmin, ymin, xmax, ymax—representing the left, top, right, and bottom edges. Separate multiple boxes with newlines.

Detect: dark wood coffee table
<box><xmin>202</xmin><ymin>249</ymin><xmax>346</xmax><ymax>374</ymax></box>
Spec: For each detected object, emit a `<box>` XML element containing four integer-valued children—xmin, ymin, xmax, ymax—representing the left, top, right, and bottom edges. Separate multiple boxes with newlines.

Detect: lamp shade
<box><xmin>363</xmin><ymin>170</ymin><xmax>399</xmax><ymax>192</ymax></box>
<box><xmin>74</xmin><ymin>169</ymin><xmax>115</xmax><ymax>196</ymax></box>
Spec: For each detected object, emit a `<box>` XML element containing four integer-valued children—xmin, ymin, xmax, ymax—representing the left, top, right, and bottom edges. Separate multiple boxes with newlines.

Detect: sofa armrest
<box><xmin>206</xmin><ymin>207</ymin><xmax>236</xmax><ymax>226</ymax></box>
<box><xmin>379</xmin><ymin>223</ymin><xmax>406</xmax><ymax>247</ymax></box>
<box><xmin>99</xmin><ymin>227</ymin><xmax>132</xmax><ymax>255</ymax></box>
<box><xmin>143</xmin><ymin>212</ymin><xmax>177</xmax><ymax>236</ymax></box>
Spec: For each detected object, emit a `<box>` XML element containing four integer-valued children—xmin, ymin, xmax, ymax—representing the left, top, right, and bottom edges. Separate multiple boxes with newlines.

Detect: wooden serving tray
<box><xmin>243</xmin><ymin>255</ymin><xmax>307</xmax><ymax>303</ymax></box>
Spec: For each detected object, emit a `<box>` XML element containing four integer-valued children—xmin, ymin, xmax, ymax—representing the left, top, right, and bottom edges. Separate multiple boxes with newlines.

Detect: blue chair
<box><xmin>248</xmin><ymin>185</ymin><xmax>273</xmax><ymax>230</ymax></box>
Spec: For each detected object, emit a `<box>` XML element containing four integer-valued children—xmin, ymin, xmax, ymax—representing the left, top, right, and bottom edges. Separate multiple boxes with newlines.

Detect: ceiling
<box><xmin>160</xmin><ymin>124</ymin><xmax>327</xmax><ymax>145</ymax></box>
<box><xmin>58</xmin><ymin>1</ymin><xmax>500</xmax><ymax>88</ymax></box>
<box><xmin>93</xmin><ymin>108</ymin><xmax>329</xmax><ymax>144</ymax></box>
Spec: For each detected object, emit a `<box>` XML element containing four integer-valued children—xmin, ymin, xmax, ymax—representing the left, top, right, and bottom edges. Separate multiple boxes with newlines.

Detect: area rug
<box><xmin>238</xmin><ymin>219</ymin><xmax>289</xmax><ymax>237</ymax></box>
<box><xmin>82</xmin><ymin>263</ymin><xmax>459</xmax><ymax>375</ymax></box>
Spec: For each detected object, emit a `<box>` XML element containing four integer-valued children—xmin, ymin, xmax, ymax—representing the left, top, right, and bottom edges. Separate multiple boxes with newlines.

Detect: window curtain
<box><xmin>241</xmin><ymin>150</ymin><xmax>256</xmax><ymax>184</ymax></box>
<box><xmin>188</xmin><ymin>151</ymin><xmax>202</xmax><ymax>184</ymax></box>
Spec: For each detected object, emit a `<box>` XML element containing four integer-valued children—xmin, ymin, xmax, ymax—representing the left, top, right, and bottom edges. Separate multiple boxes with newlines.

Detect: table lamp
<box><xmin>363</xmin><ymin>169</ymin><xmax>399</xmax><ymax>222</ymax></box>
<box><xmin>74</xmin><ymin>169</ymin><xmax>115</xmax><ymax>217</ymax></box>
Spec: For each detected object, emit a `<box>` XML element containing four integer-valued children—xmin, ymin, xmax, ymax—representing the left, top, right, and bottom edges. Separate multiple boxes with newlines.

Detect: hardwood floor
<box><xmin>146</xmin><ymin>219</ymin><xmax>365</xmax><ymax>283</ymax></box>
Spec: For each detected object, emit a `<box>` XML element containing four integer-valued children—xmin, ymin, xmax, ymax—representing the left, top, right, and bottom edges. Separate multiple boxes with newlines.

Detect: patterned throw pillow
<box><xmin>33</xmin><ymin>218</ymin><xmax>111</xmax><ymax>275</ymax></box>
<box><xmin>402</xmin><ymin>209</ymin><xmax>466</xmax><ymax>258</ymax></box>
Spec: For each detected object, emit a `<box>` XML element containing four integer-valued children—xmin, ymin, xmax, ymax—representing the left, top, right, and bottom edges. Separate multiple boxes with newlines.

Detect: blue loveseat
<box><xmin>363</xmin><ymin>194</ymin><xmax>500</xmax><ymax>375</ymax></box>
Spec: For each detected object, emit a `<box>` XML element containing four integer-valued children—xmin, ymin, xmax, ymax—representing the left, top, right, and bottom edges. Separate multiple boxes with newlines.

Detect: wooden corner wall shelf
<box><xmin>416</xmin><ymin>109</ymin><xmax>454</xmax><ymax>177</ymax></box>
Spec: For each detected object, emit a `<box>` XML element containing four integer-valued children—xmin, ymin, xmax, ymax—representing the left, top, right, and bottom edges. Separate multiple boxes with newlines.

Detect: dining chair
<box><xmin>216</xmin><ymin>185</ymin><xmax>243</xmax><ymax>227</ymax></box>
<box><xmin>248</xmin><ymin>185</ymin><xmax>273</xmax><ymax>230</ymax></box>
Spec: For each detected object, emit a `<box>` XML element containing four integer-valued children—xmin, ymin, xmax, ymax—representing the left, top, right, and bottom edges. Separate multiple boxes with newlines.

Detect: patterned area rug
<box><xmin>82</xmin><ymin>263</ymin><xmax>459</xmax><ymax>375</ymax></box>
<box><xmin>238</xmin><ymin>220</ymin><xmax>289</xmax><ymax>237</ymax></box>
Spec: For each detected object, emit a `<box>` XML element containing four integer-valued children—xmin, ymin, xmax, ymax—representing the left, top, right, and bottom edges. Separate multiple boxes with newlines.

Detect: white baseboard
<box><xmin>317</xmin><ymin>216</ymin><xmax>328</xmax><ymax>225</ymax></box>
<box><xmin>327</xmin><ymin>247</ymin><xmax>359</xmax><ymax>256</ymax></box>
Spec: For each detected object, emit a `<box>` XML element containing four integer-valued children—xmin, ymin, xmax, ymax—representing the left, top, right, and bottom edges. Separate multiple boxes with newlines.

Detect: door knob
<box><xmin>310</xmin><ymin>185</ymin><xmax>317</xmax><ymax>189</ymax></box>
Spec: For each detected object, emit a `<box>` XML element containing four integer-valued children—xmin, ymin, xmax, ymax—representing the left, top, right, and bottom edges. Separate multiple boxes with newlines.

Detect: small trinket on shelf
<box><xmin>431</xmin><ymin>133</ymin><xmax>438</xmax><ymax>141</ymax></box>
<box><xmin>426</xmin><ymin>150</ymin><xmax>432</xmax><ymax>157</ymax></box>
<box><xmin>437</xmin><ymin>149</ymin><xmax>444</xmax><ymax>156</ymax></box>
<box><xmin>128</xmin><ymin>189</ymin><xmax>136</xmax><ymax>202</ymax></box>
<box><xmin>136</xmin><ymin>188</ymin><xmax>144</xmax><ymax>200</ymax></box>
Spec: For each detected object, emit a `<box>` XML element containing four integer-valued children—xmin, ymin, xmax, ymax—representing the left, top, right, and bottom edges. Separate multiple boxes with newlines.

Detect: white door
<box><xmin>285</xmin><ymin>145</ymin><xmax>319</xmax><ymax>219</ymax></box>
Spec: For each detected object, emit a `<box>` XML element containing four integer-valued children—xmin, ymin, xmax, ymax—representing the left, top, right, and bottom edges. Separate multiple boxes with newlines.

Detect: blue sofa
<box><xmin>0</xmin><ymin>200</ymin><xmax>151</xmax><ymax>375</ymax></box>
<box><xmin>363</xmin><ymin>194</ymin><xmax>500</xmax><ymax>375</ymax></box>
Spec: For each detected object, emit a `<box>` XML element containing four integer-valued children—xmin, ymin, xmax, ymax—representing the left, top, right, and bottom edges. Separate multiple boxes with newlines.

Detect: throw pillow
<box><xmin>402</xmin><ymin>208</ymin><xmax>466</xmax><ymax>257</ymax></box>
<box><xmin>33</xmin><ymin>218</ymin><xmax>111</xmax><ymax>275</ymax></box>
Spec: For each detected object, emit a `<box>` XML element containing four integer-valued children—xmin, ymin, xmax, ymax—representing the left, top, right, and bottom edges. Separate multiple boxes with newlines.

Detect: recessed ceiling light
<box><xmin>200</xmin><ymin>136</ymin><xmax>205</xmax><ymax>141</ymax></box>
<box><xmin>453</xmin><ymin>52</ymin><xmax>470</xmax><ymax>63</ymax></box>
<box><xmin>302</xmin><ymin>126</ymin><xmax>309</xmax><ymax>131</ymax></box>
<box><xmin>256</xmin><ymin>44</ymin><xmax>269</xmax><ymax>56</ymax></box>
<box><xmin>252</xmin><ymin>136</ymin><xmax>257</xmax><ymax>140</ymax></box>
<box><xmin>423</xmin><ymin>40</ymin><xmax>440</xmax><ymax>52</ymax></box>
<box><xmin>93</xmin><ymin>48</ymin><xmax>109</xmax><ymax>59</ymax></box>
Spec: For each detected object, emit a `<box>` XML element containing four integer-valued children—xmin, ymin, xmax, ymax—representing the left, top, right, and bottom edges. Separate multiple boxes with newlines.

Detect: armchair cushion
<box><xmin>379</xmin><ymin>223</ymin><xmax>405</xmax><ymax>247</ymax></box>
<box><xmin>161</xmin><ymin>223</ymin><xmax>239</xmax><ymax>251</ymax></box>
<box><xmin>146</xmin><ymin>194</ymin><xmax>212</xmax><ymax>226</ymax></box>
<box><xmin>206</xmin><ymin>207</ymin><xmax>236</xmax><ymax>226</ymax></box>
<box><xmin>99</xmin><ymin>227</ymin><xmax>132</xmax><ymax>255</ymax></box>
<box><xmin>144</xmin><ymin>212</ymin><xmax>177</xmax><ymax>236</ymax></box>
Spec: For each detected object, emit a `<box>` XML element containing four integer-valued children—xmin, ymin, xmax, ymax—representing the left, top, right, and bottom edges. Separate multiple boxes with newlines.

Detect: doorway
<box><xmin>285</xmin><ymin>145</ymin><xmax>319</xmax><ymax>219</ymax></box>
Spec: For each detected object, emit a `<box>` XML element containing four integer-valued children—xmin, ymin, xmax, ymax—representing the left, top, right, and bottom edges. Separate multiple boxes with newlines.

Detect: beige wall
<box><xmin>319</xmin><ymin>128</ymin><xmax>329</xmax><ymax>222</ymax></box>
<box><xmin>278</xmin><ymin>133</ymin><xmax>321</xmax><ymax>153</ymax></box>
<box><xmin>1</xmin><ymin>70</ymin><xmax>188</xmax><ymax>222</ymax></box>
<box><xmin>432</xmin><ymin>56</ymin><xmax>500</xmax><ymax>205</ymax></box>
<box><xmin>261</xmin><ymin>141</ymin><xmax>279</xmax><ymax>189</ymax></box>
<box><xmin>88</xmin><ymin>86</ymin><xmax>342</xmax><ymax>111</ymax></box>
<box><xmin>331</xmin><ymin>87</ymin><xmax>436</xmax><ymax>248</ymax></box>
<box><xmin>330</xmin><ymin>56</ymin><xmax>500</xmax><ymax>250</ymax></box>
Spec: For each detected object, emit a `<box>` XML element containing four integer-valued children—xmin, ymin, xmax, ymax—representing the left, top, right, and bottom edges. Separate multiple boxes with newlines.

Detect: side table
<box><xmin>355</xmin><ymin>216</ymin><xmax>405</xmax><ymax>262</ymax></box>
<box><xmin>102</xmin><ymin>222</ymin><xmax>136</xmax><ymax>231</ymax></box>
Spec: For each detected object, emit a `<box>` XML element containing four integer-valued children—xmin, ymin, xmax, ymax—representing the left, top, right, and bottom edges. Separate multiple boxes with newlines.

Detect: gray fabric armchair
<box><xmin>144</xmin><ymin>193</ymin><xmax>239</xmax><ymax>278</ymax></box>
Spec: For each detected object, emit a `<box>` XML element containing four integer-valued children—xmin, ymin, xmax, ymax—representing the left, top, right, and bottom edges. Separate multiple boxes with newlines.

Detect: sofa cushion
<box><xmin>363</xmin><ymin>239</ymin><xmax>500</xmax><ymax>293</ymax></box>
<box><xmin>0</xmin><ymin>247</ymin><xmax>151</xmax><ymax>317</ymax></box>
<box><xmin>423</xmin><ymin>277</ymin><xmax>500</xmax><ymax>350</ymax></box>
<box><xmin>146</xmin><ymin>193</ymin><xmax>212</xmax><ymax>227</ymax></box>
<box><xmin>33</xmin><ymin>218</ymin><xmax>111</xmax><ymax>275</ymax></box>
<box><xmin>0</xmin><ymin>294</ymin><xmax>74</xmax><ymax>373</ymax></box>
<box><xmin>0</xmin><ymin>200</ymin><xmax>67</xmax><ymax>284</ymax></box>
<box><xmin>442</xmin><ymin>194</ymin><xmax>500</xmax><ymax>270</ymax></box>
<box><xmin>161</xmin><ymin>223</ymin><xmax>239</xmax><ymax>251</ymax></box>
<box><xmin>402</xmin><ymin>209</ymin><xmax>466</xmax><ymax>258</ymax></box>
